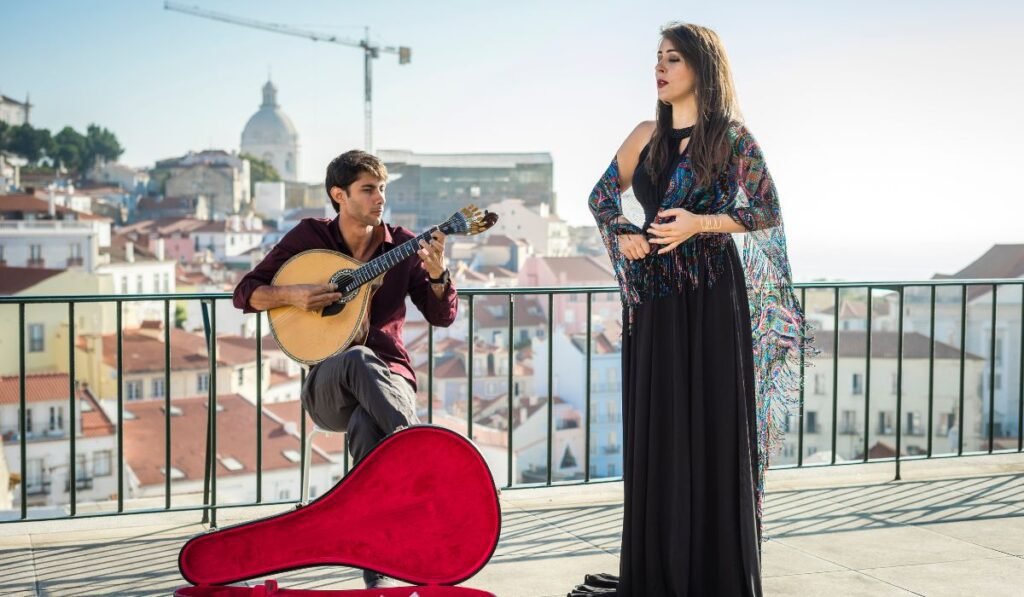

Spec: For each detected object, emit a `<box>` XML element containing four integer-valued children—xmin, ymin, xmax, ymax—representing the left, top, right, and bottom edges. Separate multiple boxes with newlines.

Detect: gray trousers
<box><xmin>301</xmin><ymin>345</ymin><xmax>420</xmax><ymax>464</ymax></box>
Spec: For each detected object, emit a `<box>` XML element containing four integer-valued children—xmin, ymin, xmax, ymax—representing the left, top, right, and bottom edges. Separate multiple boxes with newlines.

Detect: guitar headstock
<box><xmin>439</xmin><ymin>204</ymin><xmax>499</xmax><ymax>236</ymax></box>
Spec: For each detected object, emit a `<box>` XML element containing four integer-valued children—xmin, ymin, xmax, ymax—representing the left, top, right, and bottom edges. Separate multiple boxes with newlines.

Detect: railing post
<box><xmin>116</xmin><ymin>301</ymin><xmax>124</xmax><ymax>513</ymax></box>
<box><xmin>864</xmin><ymin>286</ymin><xmax>873</xmax><ymax>462</ymax></box>
<box><xmin>584</xmin><ymin>292</ymin><xmax>592</xmax><ymax>483</ymax></box>
<box><xmin>164</xmin><ymin>299</ymin><xmax>172</xmax><ymax>509</ymax></box>
<box><xmin>68</xmin><ymin>301</ymin><xmax>77</xmax><ymax>516</ymax></box>
<box><xmin>927</xmin><ymin>286</ymin><xmax>936</xmax><ymax>458</ymax></box>
<box><xmin>895</xmin><ymin>287</ymin><xmax>905</xmax><ymax>481</ymax></box>
<box><xmin>506</xmin><ymin>294</ymin><xmax>514</xmax><ymax>488</ymax></box>
<box><xmin>18</xmin><ymin>303</ymin><xmax>27</xmax><ymax>519</ymax></box>
<box><xmin>989</xmin><ymin>285</ymin><xmax>998</xmax><ymax>453</ymax></box>
<box><xmin>958</xmin><ymin>285</ymin><xmax>967</xmax><ymax>456</ymax></box>
<box><xmin>546</xmin><ymin>293</ymin><xmax>554</xmax><ymax>486</ymax></box>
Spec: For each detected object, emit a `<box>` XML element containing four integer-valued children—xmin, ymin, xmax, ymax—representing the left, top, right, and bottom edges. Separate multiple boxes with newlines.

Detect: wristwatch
<box><xmin>428</xmin><ymin>269</ymin><xmax>450</xmax><ymax>286</ymax></box>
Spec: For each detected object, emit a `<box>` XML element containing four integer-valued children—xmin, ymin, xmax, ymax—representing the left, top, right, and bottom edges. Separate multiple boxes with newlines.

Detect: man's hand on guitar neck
<box><xmin>249</xmin><ymin>283</ymin><xmax>343</xmax><ymax>313</ymax></box>
<box><xmin>417</xmin><ymin>230</ymin><xmax>450</xmax><ymax>298</ymax></box>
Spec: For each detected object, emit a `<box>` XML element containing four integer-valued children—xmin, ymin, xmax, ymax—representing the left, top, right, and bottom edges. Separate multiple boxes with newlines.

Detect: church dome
<box><xmin>241</xmin><ymin>80</ymin><xmax>298</xmax><ymax>146</ymax></box>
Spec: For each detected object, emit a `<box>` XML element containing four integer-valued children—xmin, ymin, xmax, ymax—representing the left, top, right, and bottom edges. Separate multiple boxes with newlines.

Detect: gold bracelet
<box><xmin>701</xmin><ymin>214</ymin><xmax>722</xmax><ymax>232</ymax></box>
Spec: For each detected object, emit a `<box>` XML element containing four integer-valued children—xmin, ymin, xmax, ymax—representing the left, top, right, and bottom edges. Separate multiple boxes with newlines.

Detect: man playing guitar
<box><xmin>232</xmin><ymin>150</ymin><xmax>456</xmax><ymax>588</ymax></box>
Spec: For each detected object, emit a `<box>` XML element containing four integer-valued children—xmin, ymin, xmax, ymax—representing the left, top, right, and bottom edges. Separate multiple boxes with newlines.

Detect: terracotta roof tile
<box><xmin>0</xmin><ymin>372</ymin><xmax>75</xmax><ymax>405</ymax></box>
<box><xmin>80</xmin><ymin>328</ymin><xmax>258</xmax><ymax>373</ymax></box>
<box><xmin>0</xmin><ymin>193</ymin><xmax>108</xmax><ymax>221</ymax></box>
<box><xmin>0</xmin><ymin>267</ymin><xmax>65</xmax><ymax>295</ymax></box>
<box><xmin>123</xmin><ymin>394</ymin><xmax>331</xmax><ymax>487</ymax></box>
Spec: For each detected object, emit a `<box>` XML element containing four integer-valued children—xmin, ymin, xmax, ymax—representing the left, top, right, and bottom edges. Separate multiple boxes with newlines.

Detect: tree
<box><xmin>53</xmin><ymin>126</ymin><xmax>88</xmax><ymax>173</ymax></box>
<box><xmin>85</xmin><ymin>123</ymin><xmax>123</xmax><ymax>168</ymax></box>
<box><xmin>0</xmin><ymin>122</ymin><xmax>124</xmax><ymax>175</ymax></box>
<box><xmin>6</xmin><ymin>124</ymin><xmax>53</xmax><ymax>163</ymax></box>
<box><xmin>240</xmin><ymin>153</ymin><xmax>280</xmax><ymax>192</ymax></box>
<box><xmin>175</xmin><ymin>303</ymin><xmax>188</xmax><ymax>329</ymax></box>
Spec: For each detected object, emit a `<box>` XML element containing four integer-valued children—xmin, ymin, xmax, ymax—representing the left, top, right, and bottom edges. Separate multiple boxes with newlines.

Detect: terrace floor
<box><xmin>2</xmin><ymin>453</ymin><xmax>1024</xmax><ymax>596</ymax></box>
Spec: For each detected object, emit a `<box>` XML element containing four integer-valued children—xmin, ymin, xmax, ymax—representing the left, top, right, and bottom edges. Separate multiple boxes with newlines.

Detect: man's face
<box><xmin>338</xmin><ymin>172</ymin><xmax>386</xmax><ymax>226</ymax></box>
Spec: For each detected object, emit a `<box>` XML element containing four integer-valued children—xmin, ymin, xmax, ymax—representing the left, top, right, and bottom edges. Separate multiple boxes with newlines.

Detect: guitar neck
<box><xmin>346</xmin><ymin>227</ymin><xmax>441</xmax><ymax>290</ymax></box>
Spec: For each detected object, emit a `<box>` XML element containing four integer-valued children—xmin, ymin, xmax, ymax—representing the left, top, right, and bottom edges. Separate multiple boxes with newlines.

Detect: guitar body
<box><xmin>268</xmin><ymin>250</ymin><xmax>380</xmax><ymax>366</ymax></box>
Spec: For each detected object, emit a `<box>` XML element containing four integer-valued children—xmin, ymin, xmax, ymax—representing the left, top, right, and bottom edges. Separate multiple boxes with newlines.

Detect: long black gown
<box><xmin>570</xmin><ymin>130</ymin><xmax>763</xmax><ymax>596</ymax></box>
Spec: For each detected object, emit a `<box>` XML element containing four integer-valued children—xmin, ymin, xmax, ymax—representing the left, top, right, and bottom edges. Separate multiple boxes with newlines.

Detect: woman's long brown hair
<box><xmin>645</xmin><ymin>23</ymin><xmax>742</xmax><ymax>191</ymax></box>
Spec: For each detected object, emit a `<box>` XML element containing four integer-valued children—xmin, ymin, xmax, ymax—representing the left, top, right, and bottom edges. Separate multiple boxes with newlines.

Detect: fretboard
<box><xmin>345</xmin><ymin>228</ymin><xmax>439</xmax><ymax>291</ymax></box>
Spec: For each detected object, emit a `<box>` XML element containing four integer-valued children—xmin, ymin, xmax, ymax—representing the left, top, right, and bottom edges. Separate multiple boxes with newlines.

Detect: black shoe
<box><xmin>362</xmin><ymin>569</ymin><xmax>399</xmax><ymax>589</ymax></box>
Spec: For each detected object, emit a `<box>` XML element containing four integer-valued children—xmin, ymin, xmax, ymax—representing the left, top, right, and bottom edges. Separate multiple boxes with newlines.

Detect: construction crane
<box><xmin>164</xmin><ymin>1</ymin><xmax>411</xmax><ymax>153</ymax></box>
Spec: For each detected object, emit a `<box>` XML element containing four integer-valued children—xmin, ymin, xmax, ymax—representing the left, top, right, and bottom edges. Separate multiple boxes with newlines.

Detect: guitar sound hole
<box><xmin>322</xmin><ymin>270</ymin><xmax>359</xmax><ymax>318</ymax></box>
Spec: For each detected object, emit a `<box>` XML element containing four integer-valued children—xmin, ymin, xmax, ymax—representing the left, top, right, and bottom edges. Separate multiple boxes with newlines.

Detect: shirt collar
<box><xmin>329</xmin><ymin>215</ymin><xmax>395</xmax><ymax>252</ymax></box>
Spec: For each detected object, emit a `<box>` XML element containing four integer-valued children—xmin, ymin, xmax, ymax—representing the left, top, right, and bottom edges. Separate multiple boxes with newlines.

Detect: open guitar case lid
<box><xmin>175</xmin><ymin>426</ymin><xmax>501</xmax><ymax>597</ymax></box>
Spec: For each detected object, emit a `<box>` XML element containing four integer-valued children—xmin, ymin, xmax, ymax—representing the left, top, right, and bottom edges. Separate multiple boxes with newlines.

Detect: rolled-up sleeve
<box><xmin>232</xmin><ymin>223</ymin><xmax>306</xmax><ymax>313</ymax></box>
<box><xmin>408</xmin><ymin>260</ymin><xmax>458</xmax><ymax>327</ymax></box>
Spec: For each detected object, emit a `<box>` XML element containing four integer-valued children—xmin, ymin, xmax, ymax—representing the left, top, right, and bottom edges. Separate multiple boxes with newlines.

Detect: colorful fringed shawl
<box><xmin>589</xmin><ymin>121</ymin><xmax>815</xmax><ymax>543</ymax></box>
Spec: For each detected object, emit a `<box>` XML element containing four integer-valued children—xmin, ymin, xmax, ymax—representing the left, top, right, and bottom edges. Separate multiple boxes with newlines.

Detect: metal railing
<box><xmin>1</xmin><ymin>278</ymin><xmax>1022</xmax><ymax>525</ymax></box>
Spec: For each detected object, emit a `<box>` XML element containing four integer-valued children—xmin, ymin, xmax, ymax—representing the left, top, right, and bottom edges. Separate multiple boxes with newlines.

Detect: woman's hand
<box><xmin>617</xmin><ymin>233</ymin><xmax>651</xmax><ymax>261</ymax></box>
<box><xmin>648</xmin><ymin>208</ymin><xmax>701</xmax><ymax>255</ymax></box>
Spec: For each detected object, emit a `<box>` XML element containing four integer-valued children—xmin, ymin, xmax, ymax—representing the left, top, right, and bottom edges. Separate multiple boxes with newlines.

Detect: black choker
<box><xmin>669</xmin><ymin>125</ymin><xmax>695</xmax><ymax>140</ymax></box>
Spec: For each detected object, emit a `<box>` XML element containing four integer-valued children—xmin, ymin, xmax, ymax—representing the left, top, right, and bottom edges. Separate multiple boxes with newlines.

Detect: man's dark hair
<box><xmin>324</xmin><ymin>150</ymin><xmax>389</xmax><ymax>213</ymax></box>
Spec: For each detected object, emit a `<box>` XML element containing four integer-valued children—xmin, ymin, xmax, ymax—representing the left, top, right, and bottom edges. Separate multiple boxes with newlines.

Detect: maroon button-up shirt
<box><xmin>232</xmin><ymin>216</ymin><xmax>458</xmax><ymax>390</ymax></box>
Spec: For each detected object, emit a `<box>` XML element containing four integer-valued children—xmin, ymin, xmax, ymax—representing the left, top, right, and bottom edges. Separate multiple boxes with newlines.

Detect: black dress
<box><xmin>570</xmin><ymin>130</ymin><xmax>763</xmax><ymax>596</ymax></box>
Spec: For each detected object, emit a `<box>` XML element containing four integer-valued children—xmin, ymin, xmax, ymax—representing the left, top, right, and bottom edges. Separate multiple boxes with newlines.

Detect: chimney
<box><xmin>48</xmin><ymin>187</ymin><xmax>56</xmax><ymax>218</ymax></box>
<box><xmin>155</xmin><ymin>238</ymin><xmax>166</xmax><ymax>261</ymax></box>
<box><xmin>125</xmin><ymin>241</ymin><xmax>135</xmax><ymax>263</ymax></box>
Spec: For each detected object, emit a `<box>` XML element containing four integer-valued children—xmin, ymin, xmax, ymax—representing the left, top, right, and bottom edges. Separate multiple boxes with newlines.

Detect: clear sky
<box><xmin>3</xmin><ymin>1</ymin><xmax>1022</xmax><ymax>282</ymax></box>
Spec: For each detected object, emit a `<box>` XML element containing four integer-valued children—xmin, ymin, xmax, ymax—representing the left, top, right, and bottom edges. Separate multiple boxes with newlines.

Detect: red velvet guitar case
<box><xmin>176</xmin><ymin>425</ymin><xmax>501</xmax><ymax>596</ymax></box>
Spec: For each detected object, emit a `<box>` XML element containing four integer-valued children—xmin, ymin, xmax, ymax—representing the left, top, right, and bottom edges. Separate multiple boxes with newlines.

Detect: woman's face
<box><xmin>655</xmin><ymin>37</ymin><xmax>696</xmax><ymax>104</ymax></box>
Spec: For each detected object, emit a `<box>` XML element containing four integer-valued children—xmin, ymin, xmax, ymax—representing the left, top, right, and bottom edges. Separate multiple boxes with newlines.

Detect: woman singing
<box><xmin>569</xmin><ymin>22</ymin><xmax>813</xmax><ymax>596</ymax></box>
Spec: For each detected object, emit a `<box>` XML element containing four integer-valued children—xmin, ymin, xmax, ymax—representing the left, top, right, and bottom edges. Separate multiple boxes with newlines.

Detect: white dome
<box><xmin>241</xmin><ymin>81</ymin><xmax>298</xmax><ymax>146</ymax></box>
<box><xmin>240</xmin><ymin>80</ymin><xmax>300</xmax><ymax>180</ymax></box>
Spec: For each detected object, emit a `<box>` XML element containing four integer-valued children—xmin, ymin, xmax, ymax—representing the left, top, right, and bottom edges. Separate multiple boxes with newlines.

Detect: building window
<box><xmin>69</xmin><ymin>242</ymin><xmax>82</xmax><ymax>258</ymax></box>
<box><xmin>48</xmin><ymin>406</ymin><xmax>64</xmax><ymax>432</ymax></box>
<box><xmin>197</xmin><ymin>373</ymin><xmax>210</xmax><ymax>393</ymax></box>
<box><xmin>30</xmin><ymin>244</ymin><xmax>42</xmax><ymax>260</ymax></box>
<box><xmin>75</xmin><ymin>454</ymin><xmax>88</xmax><ymax>482</ymax></box>
<box><xmin>136</xmin><ymin>274</ymin><xmax>144</xmax><ymax>294</ymax></box>
<box><xmin>162</xmin><ymin>272</ymin><xmax>170</xmax><ymax>292</ymax></box>
<box><xmin>852</xmin><ymin>373</ymin><xmax>863</xmax><ymax>395</ymax></box>
<box><xmin>237</xmin><ymin>369</ymin><xmax>244</xmax><ymax>385</ymax></box>
<box><xmin>93</xmin><ymin>451</ymin><xmax>112</xmax><ymax>476</ymax></box>
<box><xmin>121</xmin><ymin>275</ymin><xmax>129</xmax><ymax>293</ymax></box>
<box><xmin>840</xmin><ymin>410</ymin><xmax>858</xmax><ymax>434</ymax></box>
<box><xmin>153</xmin><ymin>273</ymin><xmax>160</xmax><ymax>292</ymax></box>
<box><xmin>806</xmin><ymin>411</ymin><xmax>820</xmax><ymax>434</ymax></box>
<box><xmin>126</xmin><ymin>380</ymin><xmax>142</xmax><ymax>401</ymax></box>
<box><xmin>23</xmin><ymin>408</ymin><xmax>33</xmax><ymax>434</ymax></box>
<box><xmin>26</xmin><ymin>458</ymin><xmax>44</xmax><ymax>490</ymax></box>
<box><xmin>28</xmin><ymin>323</ymin><xmax>44</xmax><ymax>352</ymax></box>
<box><xmin>814</xmin><ymin>374</ymin><xmax>826</xmax><ymax>395</ymax></box>
<box><xmin>937</xmin><ymin>412</ymin><xmax>956</xmax><ymax>436</ymax></box>
<box><xmin>877</xmin><ymin>411</ymin><xmax>895</xmax><ymax>435</ymax></box>
<box><xmin>891</xmin><ymin>372</ymin><xmax>899</xmax><ymax>395</ymax></box>
<box><xmin>907</xmin><ymin>411</ymin><xmax>923</xmax><ymax>435</ymax></box>
<box><xmin>152</xmin><ymin>378</ymin><xmax>165</xmax><ymax>398</ymax></box>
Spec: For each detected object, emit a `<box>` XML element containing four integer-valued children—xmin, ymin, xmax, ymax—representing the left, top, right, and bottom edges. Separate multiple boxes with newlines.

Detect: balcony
<box><xmin>0</xmin><ymin>278</ymin><xmax>1022</xmax><ymax>595</ymax></box>
<box><xmin>1</xmin><ymin>455</ymin><xmax>1022</xmax><ymax>595</ymax></box>
<box><xmin>23</xmin><ymin>478</ymin><xmax>51</xmax><ymax>497</ymax></box>
<box><xmin>64</xmin><ymin>477</ymin><xmax>93</xmax><ymax>492</ymax></box>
